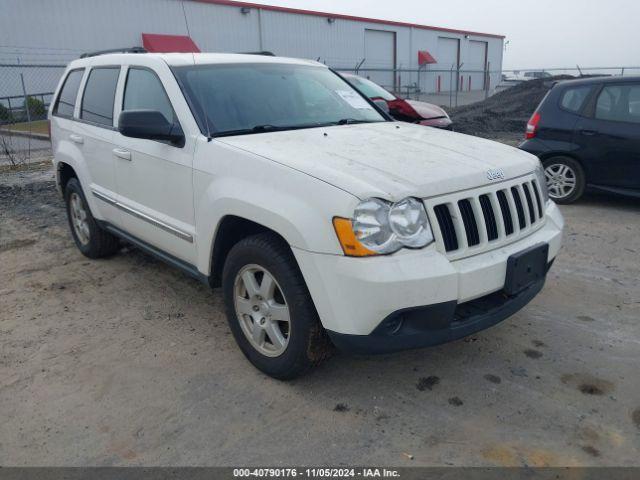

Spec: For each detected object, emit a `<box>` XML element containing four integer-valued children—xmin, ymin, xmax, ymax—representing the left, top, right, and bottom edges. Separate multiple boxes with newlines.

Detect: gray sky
<box><xmin>245</xmin><ymin>0</ymin><xmax>640</xmax><ymax>69</ymax></box>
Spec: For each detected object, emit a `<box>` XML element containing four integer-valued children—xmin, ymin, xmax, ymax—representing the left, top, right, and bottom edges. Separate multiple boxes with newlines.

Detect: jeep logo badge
<box><xmin>486</xmin><ymin>168</ymin><xmax>506</xmax><ymax>181</ymax></box>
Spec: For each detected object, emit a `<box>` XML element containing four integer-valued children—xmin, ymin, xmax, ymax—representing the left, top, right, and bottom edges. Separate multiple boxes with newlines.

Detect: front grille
<box><xmin>496</xmin><ymin>190</ymin><xmax>514</xmax><ymax>235</ymax></box>
<box><xmin>428</xmin><ymin>177</ymin><xmax>546</xmax><ymax>257</ymax></box>
<box><xmin>458</xmin><ymin>199</ymin><xmax>480</xmax><ymax>246</ymax></box>
<box><xmin>433</xmin><ymin>204</ymin><xmax>458</xmax><ymax>252</ymax></box>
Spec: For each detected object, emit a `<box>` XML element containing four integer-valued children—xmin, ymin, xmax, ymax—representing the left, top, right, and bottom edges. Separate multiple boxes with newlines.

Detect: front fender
<box><xmin>193</xmin><ymin>141</ymin><xmax>359</xmax><ymax>275</ymax></box>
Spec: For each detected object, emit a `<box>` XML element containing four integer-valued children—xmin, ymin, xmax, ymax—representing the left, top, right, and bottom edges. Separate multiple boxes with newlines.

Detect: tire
<box><xmin>542</xmin><ymin>156</ymin><xmax>586</xmax><ymax>204</ymax></box>
<box><xmin>64</xmin><ymin>178</ymin><xmax>120</xmax><ymax>258</ymax></box>
<box><xmin>222</xmin><ymin>232</ymin><xmax>333</xmax><ymax>379</ymax></box>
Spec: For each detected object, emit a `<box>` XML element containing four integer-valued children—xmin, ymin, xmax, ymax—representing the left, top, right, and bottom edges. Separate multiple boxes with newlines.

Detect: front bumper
<box><xmin>292</xmin><ymin>201</ymin><xmax>563</xmax><ymax>350</ymax></box>
<box><xmin>328</xmin><ymin>274</ymin><xmax>547</xmax><ymax>354</ymax></box>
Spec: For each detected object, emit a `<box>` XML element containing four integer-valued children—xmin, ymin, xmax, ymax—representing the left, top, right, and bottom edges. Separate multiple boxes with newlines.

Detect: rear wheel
<box><xmin>64</xmin><ymin>178</ymin><xmax>120</xmax><ymax>258</ymax></box>
<box><xmin>222</xmin><ymin>232</ymin><xmax>333</xmax><ymax>379</ymax></box>
<box><xmin>542</xmin><ymin>156</ymin><xmax>585</xmax><ymax>204</ymax></box>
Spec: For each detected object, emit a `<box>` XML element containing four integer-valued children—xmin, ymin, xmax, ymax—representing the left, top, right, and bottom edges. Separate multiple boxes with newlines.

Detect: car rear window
<box><xmin>80</xmin><ymin>67</ymin><xmax>120</xmax><ymax>126</ymax></box>
<box><xmin>53</xmin><ymin>69</ymin><xmax>84</xmax><ymax>118</ymax></box>
<box><xmin>560</xmin><ymin>86</ymin><xmax>591</xmax><ymax>113</ymax></box>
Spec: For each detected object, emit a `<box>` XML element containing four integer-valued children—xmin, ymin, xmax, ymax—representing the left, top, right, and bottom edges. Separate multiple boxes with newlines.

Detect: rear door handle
<box><xmin>69</xmin><ymin>134</ymin><xmax>84</xmax><ymax>144</ymax></box>
<box><xmin>580</xmin><ymin>129</ymin><xmax>598</xmax><ymax>136</ymax></box>
<box><xmin>113</xmin><ymin>148</ymin><xmax>131</xmax><ymax>161</ymax></box>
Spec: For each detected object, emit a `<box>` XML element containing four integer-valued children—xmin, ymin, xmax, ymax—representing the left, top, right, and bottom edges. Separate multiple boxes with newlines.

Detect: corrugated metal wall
<box><xmin>0</xmin><ymin>0</ymin><xmax>503</xmax><ymax>95</ymax></box>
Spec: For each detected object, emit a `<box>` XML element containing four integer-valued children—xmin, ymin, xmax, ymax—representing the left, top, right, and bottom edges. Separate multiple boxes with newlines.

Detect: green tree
<box><xmin>0</xmin><ymin>103</ymin><xmax>13</xmax><ymax>123</ymax></box>
<box><xmin>25</xmin><ymin>96</ymin><xmax>46</xmax><ymax>118</ymax></box>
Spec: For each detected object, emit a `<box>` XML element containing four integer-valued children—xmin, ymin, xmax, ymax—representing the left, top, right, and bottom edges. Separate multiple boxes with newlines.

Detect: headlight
<box><xmin>534</xmin><ymin>162</ymin><xmax>550</xmax><ymax>204</ymax></box>
<box><xmin>334</xmin><ymin>197</ymin><xmax>434</xmax><ymax>256</ymax></box>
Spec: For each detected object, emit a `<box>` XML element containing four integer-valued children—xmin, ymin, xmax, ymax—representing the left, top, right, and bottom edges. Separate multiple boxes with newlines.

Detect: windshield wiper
<box><xmin>325</xmin><ymin>118</ymin><xmax>383</xmax><ymax>126</ymax></box>
<box><xmin>211</xmin><ymin>124</ymin><xmax>320</xmax><ymax>138</ymax></box>
<box><xmin>210</xmin><ymin>119</ymin><xmax>382</xmax><ymax>138</ymax></box>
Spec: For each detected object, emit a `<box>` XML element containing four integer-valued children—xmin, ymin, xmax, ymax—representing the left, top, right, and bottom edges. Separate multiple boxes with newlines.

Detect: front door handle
<box><xmin>581</xmin><ymin>129</ymin><xmax>598</xmax><ymax>136</ymax></box>
<box><xmin>113</xmin><ymin>148</ymin><xmax>131</xmax><ymax>161</ymax></box>
<box><xmin>69</xmin><ymin>134</ymin><xmax>84</xmax><ymax>144</ymax></box>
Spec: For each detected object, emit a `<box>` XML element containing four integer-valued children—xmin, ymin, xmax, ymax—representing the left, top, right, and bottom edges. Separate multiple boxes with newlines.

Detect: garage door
<box><xmin>436</xmin><ymin>37</ymin><xmax>460</xmax><ymax>92</ymax></box>
<box><xmin>364</xmin><ymin>29</ymin><xmax>396</xmax><ymax>91</ymax></box>
<box><xmin>467</xmin><ymin>40</ymin><xmax>488</xmax><ymax>91</ymax></box>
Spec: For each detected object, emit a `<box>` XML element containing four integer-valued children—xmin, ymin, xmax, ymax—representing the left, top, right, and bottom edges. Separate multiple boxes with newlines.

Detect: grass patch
<box><xmin>1</xmin><ymin>120</ymin><xmax>49</xmax><ymax>136</ymax></box>
<box><xmin>0</xmin><ymin>160</ymin><xmax>51</xmax><ymax>173</ymax></box>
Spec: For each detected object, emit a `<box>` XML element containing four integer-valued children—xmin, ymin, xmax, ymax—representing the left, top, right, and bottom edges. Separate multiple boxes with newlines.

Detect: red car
<box><xmin>341</xmin><ymin>73</ymin><xmax>453</xmax><ymax>129</ymax></box>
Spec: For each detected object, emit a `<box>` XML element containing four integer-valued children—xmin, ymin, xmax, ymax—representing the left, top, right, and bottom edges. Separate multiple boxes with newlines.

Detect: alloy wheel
<box><xmin>69</xmin><ymin>192</ymin><xmax>90</xmax><ymax>245</ymax></box>
<box><xmin>544</xmin><ymin>163</ymin><xmax>577</xmax><ymax>200</ymax></box>
<box><xmin>233</xmin><ymin>264</ymin><xmax>291</xmax><ymax>357</ymax></box>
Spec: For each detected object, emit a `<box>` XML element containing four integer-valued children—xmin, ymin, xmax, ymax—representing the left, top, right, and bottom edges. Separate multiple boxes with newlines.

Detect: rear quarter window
<box><xmin>559</xmin><ymin>86</ymin><xmax>592</xmax><ymax>113</ymax></box>
<box><xmin>80</xmin><ymin>67</ymin><xmax>120</xmax><ymax>127</ymax></box>
<box><xmin>595</xmin><ymin>83</ymin><xmax>640</xmax><ymax>124</ymax></box>
<box><xmin>53</xmin><ymin>69</ymin><xmax>84</xmax><ymax>118</ymax></box>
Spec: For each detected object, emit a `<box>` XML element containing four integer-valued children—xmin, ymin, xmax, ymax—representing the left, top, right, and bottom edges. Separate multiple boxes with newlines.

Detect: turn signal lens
<box><xmin>332</xmin><ymin>217</ymin><xmax>378</xmax><ymax>257</ymax></box>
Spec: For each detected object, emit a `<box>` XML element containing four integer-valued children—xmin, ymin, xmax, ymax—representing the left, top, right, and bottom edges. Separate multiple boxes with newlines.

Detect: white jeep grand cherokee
<box><xmin>50</xmin><ymin>52</ymin><xmax>564</xmax><ymax>379</ymax></box>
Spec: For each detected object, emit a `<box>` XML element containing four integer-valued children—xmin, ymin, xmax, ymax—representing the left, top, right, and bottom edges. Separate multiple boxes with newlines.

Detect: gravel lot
<box><xmin>1</xmin><ymin>160</ymin><xmax>639</xmax><ymax>467</ymax></box>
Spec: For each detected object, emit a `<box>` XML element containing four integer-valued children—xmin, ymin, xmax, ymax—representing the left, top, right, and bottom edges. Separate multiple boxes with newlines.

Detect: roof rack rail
<box><xmin>240</xmin><ymin>51</ymin><xmax>276</xmax><ymax>56</ymax></box>
<box><xmin>80</xmin><ymin>47</ymin><xmax>147</xmax><ymax>59</ymax></box>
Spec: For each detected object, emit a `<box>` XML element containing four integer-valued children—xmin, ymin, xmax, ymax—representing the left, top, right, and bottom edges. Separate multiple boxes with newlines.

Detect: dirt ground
<box><xmin>1</xmin><ymin>161</ymin><xmax>639</xmax><ymax>467</ymax></box>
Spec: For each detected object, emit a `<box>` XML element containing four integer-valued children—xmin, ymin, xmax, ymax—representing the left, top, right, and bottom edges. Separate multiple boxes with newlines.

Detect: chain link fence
<box><xmin>1</xmin><ymin>61</ymin><xmax>639</xmax><ymax>166</ymax></box>
<box><xmin>0</xmin><ymin>63</ymin><xmax>65</xmax><ymax>166</ymax></box>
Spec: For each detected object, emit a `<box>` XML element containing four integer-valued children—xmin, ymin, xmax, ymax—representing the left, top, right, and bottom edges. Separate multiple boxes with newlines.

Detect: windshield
<box><xmin>343</xmin><ymin>75</ymin><xmax>396</xmax><ymax>101</ymax></box>
<box><xmin>173</xmin><ymin>63</ymin><xmax>386</xmax><ymax>137</ymax></box>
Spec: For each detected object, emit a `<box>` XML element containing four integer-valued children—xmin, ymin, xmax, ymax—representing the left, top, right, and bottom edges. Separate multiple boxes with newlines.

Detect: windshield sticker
<box><xmin>336</xmin><ymin>90</ymin><xmax>374</xmax><ymax>110</ymax></box>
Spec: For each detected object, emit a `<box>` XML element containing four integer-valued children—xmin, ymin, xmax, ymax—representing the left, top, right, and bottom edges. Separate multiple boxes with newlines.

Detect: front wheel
<box><xmin>542</xmin><ymin>156</ymin><xmax>585</xmax><ymax>204</ymax></box>
<box><xmin>222</xmin><ymin>233</ymin><xmax>333</xmax><ymax>379</ymax></box>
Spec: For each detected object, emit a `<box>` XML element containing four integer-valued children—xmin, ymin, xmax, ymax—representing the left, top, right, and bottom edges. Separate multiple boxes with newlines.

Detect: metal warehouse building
<box><xmin>1</xmin><ymin>0</ymin><xmax>504</xmax><ymax>99</ymax></box>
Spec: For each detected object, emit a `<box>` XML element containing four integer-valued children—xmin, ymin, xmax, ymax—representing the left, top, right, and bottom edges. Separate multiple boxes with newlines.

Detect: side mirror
<box><xmin>372</xmin><ymin>99</ymin><xmax>390</xmax><ymax>114</ymax></box>
<box><xmin>118</xmin><ymin>110</ymin><xmax>184</xmax><ymax>145</ymax></box>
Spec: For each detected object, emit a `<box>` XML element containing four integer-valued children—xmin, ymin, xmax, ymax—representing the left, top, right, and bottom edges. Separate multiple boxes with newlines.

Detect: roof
<box><xmin>555</xmin><ymin>75</ymin><xmax>640</xmax><ymax>87</ymax></box>
<box><xmin>68</xmin><ymin>52</ymin><xmax>325</xmax><ymax>68</ymax></box>
<box><xmin>191</xmin><ymin>0</ymin><xmax>505</xmax><ymax>39</ymax></box>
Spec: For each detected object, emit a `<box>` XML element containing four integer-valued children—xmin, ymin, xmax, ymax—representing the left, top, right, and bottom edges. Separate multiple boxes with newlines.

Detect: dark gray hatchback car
<box><xmin>519</xmin><ymin>76</ymin><xmax>640</xmax><ymax>203</ymax></box>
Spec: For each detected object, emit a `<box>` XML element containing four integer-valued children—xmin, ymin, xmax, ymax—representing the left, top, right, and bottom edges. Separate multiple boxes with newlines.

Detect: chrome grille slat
<box><xmin>516</xmin><ymin>184</ymin><xmax>532</xmax><ymax>228</ymax></box>
<box><xmin>523</xmin><ymin>182</ymin><xmax>537</xmax><ymax>223</ymax></box>
<box><xmin>531</xmin><ymin>180</ymin><xmax>544</xmax><ymax>218</ymax></box>
<box><xmin>450</xmin><ymin>202</ymin><xmax>469</xmax><ymax>250</ymax></box>
<box><xmin>458</xmin><ymin>199</ymin><xmax>481</xmax><ymax>247</ymax></box>
<box><xmin>479</xmin><ymin>194</ymin><xmax>499</xmax><ymax>241</ymax></box>
<box><xmin>427</xmin><ymin>175</ymin><xmax>546</xmax><ymax>258</ymax></box>
<box><xmin>496</xmin><ymin>189</ymin><xmax>515</xmax><ymax>236</ymax></box>
<box><xmin>469</xmin><ymin>196</ymin><xmax>489</xmax><ymax>245</ymax></box>
<box><xmin>488</xmin><ymin>191</ymin><xmax>506</xmax><ymax>240</ymax></box>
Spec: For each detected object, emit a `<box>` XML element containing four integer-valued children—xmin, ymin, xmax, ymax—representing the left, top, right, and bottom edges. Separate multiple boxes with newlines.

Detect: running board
<box><xmin>99</xmin><ymin>221</ymin><xmax>210</xmax><ymax>285</ymax></box>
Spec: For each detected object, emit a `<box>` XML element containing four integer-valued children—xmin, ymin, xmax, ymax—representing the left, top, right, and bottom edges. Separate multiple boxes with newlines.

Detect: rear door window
<box><xmin>53</xmin><ymin>69</ymin><xmax>84</xmax><ymax>118</ymax></box>
<box><xmin>560</xmin><ymin>86</ymin><xmax>591</xmax><ymax>113</ymax></box>
<box><xmin>80</xmin><ymin>67</ymin><xmax>120</xmax><ymax>127</ymax></box>
<box><xmin>595</xmin><ymin>84</ymin><xmax>640</xmax><ymax>124</ymax></box>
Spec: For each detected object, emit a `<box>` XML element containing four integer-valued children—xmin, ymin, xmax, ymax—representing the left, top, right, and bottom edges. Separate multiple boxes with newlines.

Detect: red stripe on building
<box><xmin>191</xmin><ymin>0</ymin><xmax>505</xmax><ymax>39</ymax></box>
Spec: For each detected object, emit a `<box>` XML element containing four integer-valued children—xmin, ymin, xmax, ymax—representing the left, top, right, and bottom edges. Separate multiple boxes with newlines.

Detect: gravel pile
<box><xmin>450</xmin><ymin>76</ymin><xmax>573</xmax><ymax>137</ymax></box>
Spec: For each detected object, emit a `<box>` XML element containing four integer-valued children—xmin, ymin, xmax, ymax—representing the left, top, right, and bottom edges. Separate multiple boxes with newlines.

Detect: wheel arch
<box><xmin>56</xmin><ymin>161</ymin><xmax>78</xmax><ymax>194</ymax></box>
<box><xmin>538</xmin><ymin>151</ymin><xmax>589</xmax><ymax>178</ymax></box>
<box><xmin>208</xmin><ymin>215</ymin><xmax>292</xmax><ymax>288</ymax></box>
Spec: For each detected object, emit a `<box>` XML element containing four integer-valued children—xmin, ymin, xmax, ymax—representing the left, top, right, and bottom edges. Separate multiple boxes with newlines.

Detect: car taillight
<box><xmin>526</xmin><ymin>112</ymin><xmax>540</xmax><ymax>139</ymax></box>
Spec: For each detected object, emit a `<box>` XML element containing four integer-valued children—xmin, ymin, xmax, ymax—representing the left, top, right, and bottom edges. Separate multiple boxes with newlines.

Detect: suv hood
<box><xmin>217</xmin><ymin>122</ymin><xmax>539</xmax><ymax>200</ymax></box>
